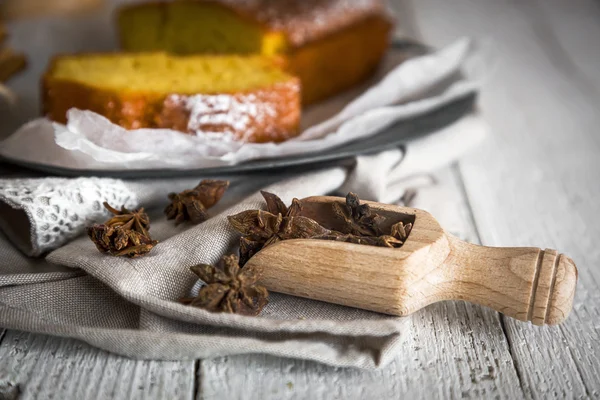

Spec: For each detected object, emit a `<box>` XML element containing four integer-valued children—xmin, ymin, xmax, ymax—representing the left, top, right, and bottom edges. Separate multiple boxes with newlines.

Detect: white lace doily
<box><xmin>0</xmin><ymin>177</ymin><xmax>138</xmax><ymax>256</ymax></box>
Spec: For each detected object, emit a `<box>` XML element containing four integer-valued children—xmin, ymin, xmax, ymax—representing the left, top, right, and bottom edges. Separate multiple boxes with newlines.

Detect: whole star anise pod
<box><xmin>180</xmin><ymin>254</ymin><xmax>268</xmax><ymax>316</ymax></box>
<box><xmin>333</xmin><ymin>192</ymin><xmax>385</xmax><ymax>237</ymax></box>
<box><xmin>165</xmin><ymin>180</ymin><xmax>230</xmax><ymax>225</ymax></box>
<box><xmin>324</xmin><ymin>195</ymin><xmax>413</xmax><ymax>248</ymax></box>
<box><xmin>228</xmin><ymin>191</ymin><xmax>330</xmax><ymax>266</ymax></box>
<box><xmin>103</xmin><ymin>202</ymin><xmax>150</xmax><ymax>237</ymax></box>
<box><xmin>87</xmin><ymin>224</ymin><xmax>158</xmax><ymax>258</ymax></box>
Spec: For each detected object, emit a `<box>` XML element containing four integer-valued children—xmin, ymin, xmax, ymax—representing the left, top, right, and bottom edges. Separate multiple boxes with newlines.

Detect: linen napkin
<box><xmin>0</xmin><ymin>7</ymin><xmax>489</xmax><ymax>367</ymax></box>
<box><xmin>0</xmin><ymin>114</ymin><xmax>487</xmax><ymax>369</ymax></box>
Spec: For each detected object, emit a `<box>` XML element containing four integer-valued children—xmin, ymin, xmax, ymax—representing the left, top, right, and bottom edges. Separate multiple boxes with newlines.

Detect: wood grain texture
<box><xmin>0</xmin><ymin>170</ymin><xmax>524</xmax><ymax>399</ymax></box>
<box><xmin>197</xmin><ymin>168</ymin><xmax>525</xmax><ymax>399</ymax></box>
<box><xmin>250</xmin><ymin>197</ymin><xmax>577</xmax><ymax>324</ymax></box>
<box><xmin>409</xmin><ymin>0</ymin><xmax>600</xmax><ymax>397</ymax></box>
<box><xmin>3</xmin><ymin>0</ymin><xmax>600</xmax><ymax>397</ymax></box>
<box><xmin>0</xmin><ymin>330</ymin><xmax>195</xmax><ymax>400</ymax></box>
<box><xmin>249</xmin><ymin>198</ymin><xmax>449</xmax><ymax>316</ymax></box>
<box><xmin>0</xmin><ymin>174</ymin><xmax>526</xmax><ymax>399</ymax></box>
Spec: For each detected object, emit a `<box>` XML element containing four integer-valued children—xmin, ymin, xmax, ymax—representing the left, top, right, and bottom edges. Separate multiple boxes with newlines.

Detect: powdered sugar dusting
<box><xmin>216</xmin><ymin>0</ymin><xmax>391</xmax><ymax>46</ymax></box>
<box><xmin>160</xmin><ymin>79</ymin><xmax>299</xmax><ymax>143</ymax></box>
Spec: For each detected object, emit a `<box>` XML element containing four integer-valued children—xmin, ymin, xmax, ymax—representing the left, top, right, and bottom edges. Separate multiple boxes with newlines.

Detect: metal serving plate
<box><xmin>0</xmin><ymin>40</ymin><xmax>475</xmax><ymax>178</ymax></box>
<box><xmin>0</xmin><ymin>94</ymin><xmax>475</xmax><ymax>178</ymax></box>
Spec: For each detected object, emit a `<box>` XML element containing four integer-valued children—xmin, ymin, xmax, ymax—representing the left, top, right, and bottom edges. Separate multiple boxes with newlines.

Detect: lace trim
<box><xmin>0</xmin><ymin>178</ymin><xmax>138</xmax><ymax>256</ymax></box>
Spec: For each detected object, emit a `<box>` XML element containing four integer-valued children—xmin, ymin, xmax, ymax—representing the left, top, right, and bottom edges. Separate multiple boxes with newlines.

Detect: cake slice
<box><xmin>42</xmin><ymin>53</ymin><xmax>301</xmax><ymax>143</ymax></box>
<box><xmin>117</xmin><ymin>0</ymin><xmax>393</xmax><ymax>105</ymax></box>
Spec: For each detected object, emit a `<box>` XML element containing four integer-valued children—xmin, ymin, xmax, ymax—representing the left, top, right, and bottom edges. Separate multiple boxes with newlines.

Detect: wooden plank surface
<box><xmin>411</xmin><ymin>0</ymin><xmax>600</xmax><ymax>397</ymax></box>
<box><xmin>2</xmin><ymin>0</ymin><xmax>600</xmax><ymax>398</ymax></box>
<box><xmin>0</xmin><ymin>168</ymin><xmax>524</xmax><ymax>399</ymax></box>
<box><xmin>196</xmin><ymin>167</ymin><xmax>524</xmax><ymax>400</ymax></box>
<box><xmin>0</xmin><ymin>330</ymin><xmax>195</xmax><ymax>400</ymax></box>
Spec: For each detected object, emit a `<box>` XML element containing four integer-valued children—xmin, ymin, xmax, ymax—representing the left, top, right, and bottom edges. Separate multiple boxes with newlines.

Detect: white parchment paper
<box><xmin>0</xmin><ymin>38</ymin><xmax>477</xmax><ymax>171</ymax></box>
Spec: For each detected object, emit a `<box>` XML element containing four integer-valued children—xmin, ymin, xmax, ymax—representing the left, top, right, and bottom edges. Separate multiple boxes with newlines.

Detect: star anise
<box><xmin>391</xmin><ymin>221</ymin><xmax>413</xmax><ymax>242</ymax></box>
<box><xmin>328</xmin><ymin>193</ymin><xmax>414</xmax><ymax>247</ymax></box>
<box><xmin>315</xmin><ymin>221</ymin><xmax>411</xmax><ymax>249</ymax></box>
<box><xmin>238</xmin><ymin>236</ymin><xmax>263</xmax><ymax>267</ymax></box>
<box><xmin>87</xmin><ymin>224</ymin><xmax>158</xmax><ymax>258</ymax></box>
<box><xmin>103</xmin><ymin>202</ymin><xmax>150</xmax><ymax>237</ymax></box>
<box><xmin>333</xmin><ymin>192</ymin><xmax>385</xmax><ymax>237</ymax></box>
<box><xmin>316</xmin><ymin>232</ymin><xmax>403</xmax><ymax>248</ymax></box>
<box><xmin>261</xmin><ymin>190</ymin><xmax>288</xmax><ymax>215</ymax></box>
<box><xmin>228</xmin><ymin>192</ymin><xmax>330</xmax><ymax>266</ymax></box>
<box><xmin>180</xmin><ymin>254</ymin><xmax>268</xmax><ymax>316</ymax></box>
<box><xmin>165</xmin><ymin>180</ymin><xmax>230</xmax><ymax>225</ymax></box>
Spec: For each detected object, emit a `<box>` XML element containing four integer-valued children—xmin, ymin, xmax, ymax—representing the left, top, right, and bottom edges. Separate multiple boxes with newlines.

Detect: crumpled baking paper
<box><xmin>0</xmin><ymin>38</ymin><xmax>477</xmax><ymax>171</ymax></box>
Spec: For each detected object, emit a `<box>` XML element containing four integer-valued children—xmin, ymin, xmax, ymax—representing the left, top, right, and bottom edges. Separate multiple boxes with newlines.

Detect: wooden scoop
<box><xmin>246</xmin><ymin>196</ymin><xmax>578</xmax><ymax>325</ymax></box>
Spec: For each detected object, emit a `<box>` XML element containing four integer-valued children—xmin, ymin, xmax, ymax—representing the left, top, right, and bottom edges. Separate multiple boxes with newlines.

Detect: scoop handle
<box><xmin>440</xmin><ymin>234</ymin><xmax>577</xmax><ymax>325</ymax></box>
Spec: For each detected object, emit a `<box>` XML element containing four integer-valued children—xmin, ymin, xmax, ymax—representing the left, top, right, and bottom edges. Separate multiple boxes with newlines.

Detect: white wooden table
<box><xmin>1</xmin><ymin>0</ymin><xmax>600</xmax><ymax>398</ymax></box>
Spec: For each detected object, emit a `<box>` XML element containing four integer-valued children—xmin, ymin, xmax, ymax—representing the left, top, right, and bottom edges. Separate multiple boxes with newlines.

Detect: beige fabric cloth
<box><xmin>0</xmin><ymin>168</ymin><xmax>408</xmax><ymax>369</ymax></box>
<box><xmin>0</xmin><ymin>116</ymin><xmax>488</xmax><ymax>369</ymax></box>
<box><xmin>0</xmin><ymin>0</ymin><xmax>489</xmax><ymax>369</ymax></box>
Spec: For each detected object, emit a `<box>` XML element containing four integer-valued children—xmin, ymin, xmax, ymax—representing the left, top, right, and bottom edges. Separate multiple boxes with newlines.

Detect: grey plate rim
<box><xmin>0</xmin><ymin>40</ymin><xmax>477</xmax><ymax>178</ymax></box>
<box><xmin>0</xmin><ymin>93</ymin><xmax>476</xmax><ymax>178</ymax></box>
